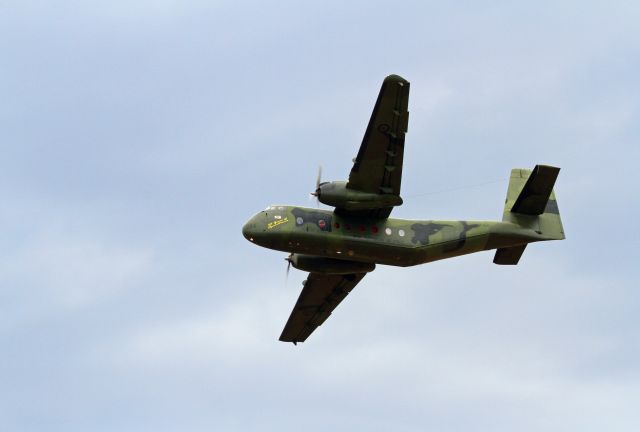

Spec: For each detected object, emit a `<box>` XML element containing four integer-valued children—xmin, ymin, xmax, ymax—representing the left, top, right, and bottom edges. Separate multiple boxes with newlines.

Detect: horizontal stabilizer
<box><xmin>493</xmin><ymin>245</ymin><xmax>527</xmax><ymax>265</ymax></box>
<box><xmin>511</xmin><ymin>165</ymin><xmax>560</xmax><ymax>215</ymax></box>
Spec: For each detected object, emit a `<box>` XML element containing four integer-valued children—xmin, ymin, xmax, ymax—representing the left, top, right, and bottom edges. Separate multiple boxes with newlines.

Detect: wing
<box><xmin>279</xmin><ymin>272</ymin><xmax>367</xmax><ymax>344</ymax></box>
<box><xmin>343</xmin><ymin>74</ymin><xmax>410</xmax><ymax>219</ymax></box>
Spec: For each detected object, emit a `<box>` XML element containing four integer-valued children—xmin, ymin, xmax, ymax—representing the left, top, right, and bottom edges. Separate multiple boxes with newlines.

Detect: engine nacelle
<box><xmin>315</xmin><ymin>181</ymin><xmax>403</xmax><ymax>210</ymax></box>
<box><xmin>288</xmin><ymin>254</ymin><xmax>375</xmax><ymax>274</ymax></box>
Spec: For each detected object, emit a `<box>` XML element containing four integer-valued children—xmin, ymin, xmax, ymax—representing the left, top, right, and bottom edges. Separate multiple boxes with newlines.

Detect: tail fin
<box><xmin>494</xmin><ymin>165</ymin><xmax>565</xmax><ymax>265</ymax></box>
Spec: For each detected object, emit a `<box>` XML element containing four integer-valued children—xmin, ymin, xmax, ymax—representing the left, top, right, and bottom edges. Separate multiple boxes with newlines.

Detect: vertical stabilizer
<box><xmin>494</xmin><ymin>165</ymin><xmax>565</xmax><ymax>265</ymax></box>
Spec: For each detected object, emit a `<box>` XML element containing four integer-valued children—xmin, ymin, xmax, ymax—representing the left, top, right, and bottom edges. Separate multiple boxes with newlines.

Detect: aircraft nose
<box><xmin>242</xmin><ymin>212</ymin><xmax>263</xmax><ymax>242</ymax></box>
<box><xmin>242</xmin><ymin>219</ymin><xmax>257</xmax><ymax>242</ymax></box>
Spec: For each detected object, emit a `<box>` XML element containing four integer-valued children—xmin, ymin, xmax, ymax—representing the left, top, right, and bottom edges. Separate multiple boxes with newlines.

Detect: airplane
<box><xmin>242</xmin><ymin>74</ymin><xmax>565</xmax><ymax>345</ymax></box>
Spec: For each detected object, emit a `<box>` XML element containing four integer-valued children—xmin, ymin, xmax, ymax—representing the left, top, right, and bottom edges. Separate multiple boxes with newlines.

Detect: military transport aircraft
<box><xmin>242</xmin><ymin>74</ymin><xmax>565</xmax><ymax>344</ymax></box>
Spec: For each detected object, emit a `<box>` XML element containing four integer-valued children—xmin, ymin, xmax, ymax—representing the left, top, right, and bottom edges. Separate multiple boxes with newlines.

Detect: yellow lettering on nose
<box><xmin>267</xmin><ymin>217</ymin><xmax>289</xmax><ymax>230</ymax></box>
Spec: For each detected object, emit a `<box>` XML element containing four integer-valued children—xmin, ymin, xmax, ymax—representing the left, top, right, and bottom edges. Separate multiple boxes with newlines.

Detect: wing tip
<box><xmin>278</xmin><ymin>336</ymin><xmax>300</xmax><ymax>345</ymax></box>
<box><xmin>385</xmin><ymin>74</ymin><xmax>409</xmax><ymax>84</ymax></box>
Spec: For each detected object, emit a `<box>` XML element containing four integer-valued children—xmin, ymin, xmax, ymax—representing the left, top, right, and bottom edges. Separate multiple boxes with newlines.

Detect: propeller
<box><xmin>285</xmin><ymin>253</ymin><xmax>293</xmax><ymax>283</ymax></box>
<box><xmin>309</xmin><ymin>165</ymin><xmax>322</xmax><ymax>207</ymax></box>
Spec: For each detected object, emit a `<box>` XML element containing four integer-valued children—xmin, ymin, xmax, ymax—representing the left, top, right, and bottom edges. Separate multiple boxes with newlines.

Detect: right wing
<box><xmin>279</xmin><ymin>272</ymin><xmax>367</xmax><ymax>344</ymax></box>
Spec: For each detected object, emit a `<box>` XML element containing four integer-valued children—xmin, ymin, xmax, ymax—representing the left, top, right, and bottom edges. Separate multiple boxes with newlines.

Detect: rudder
<box><xmin>502</xmin><ymin>165</ymin><xmax>564</xmax><ymax>239</ymax></box>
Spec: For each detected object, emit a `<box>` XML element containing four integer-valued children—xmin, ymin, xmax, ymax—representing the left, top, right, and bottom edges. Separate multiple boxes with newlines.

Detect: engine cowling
<box><xmin>315</xmin><ymin>181</ymin><xmax>403</xmax><ymax>210</ymax></box>
<box><xmin>288</xmin><ymin>254</ymin><xmax>375</xmax><ymax>274</ymax></box>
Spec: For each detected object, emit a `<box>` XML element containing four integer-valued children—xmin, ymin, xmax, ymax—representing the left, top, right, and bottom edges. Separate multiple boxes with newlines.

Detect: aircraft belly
<box><xmin>284</xmin><ymin>230</ymin><xmax>411</xmax><ymax>265</ymax></box>
<box><xmin>335</xmin><ymin>238</ymin><xmax>418</xmax><ymax>266</ymax></box>
<box><xmin>284</xmin><ymin>220</ymin><xmax>503</xmax><ymax>267</ymax></box>
<box><xmin>413</xmin><ymin>233</ymin><xmax>490</xmax><ymax>264</ymax></box>
<box><xmin>263</xmin><ymin>231</ymin><xmax>294</xmax><ymax>253</ymax></box>
<box><xmin>282</xmin><ymin>218</ymin><xmax>548</xmax><ymax>267</ymax></box>
<box><xmin>285</xmin><ymin>232</ymin><xmax>328</xmax><ymax>256</ymax></box>
<box><xmin>327</xmin><ymin>233</ymin><xmax>491</xmax><ymax>267</ymax></box>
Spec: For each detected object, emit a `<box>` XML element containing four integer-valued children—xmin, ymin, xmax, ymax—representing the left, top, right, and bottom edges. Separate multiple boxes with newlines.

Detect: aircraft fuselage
<box><xmin>242</xmin><ymin>205</ymin><xmax>551</xmax><ymax>267</ymax></box>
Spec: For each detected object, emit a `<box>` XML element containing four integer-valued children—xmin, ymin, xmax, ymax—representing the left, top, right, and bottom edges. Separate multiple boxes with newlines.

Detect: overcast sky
<box><xmin>1</xmin><ymin>1</ymin><xmax>639</xmax><ymax>431</ymax></box>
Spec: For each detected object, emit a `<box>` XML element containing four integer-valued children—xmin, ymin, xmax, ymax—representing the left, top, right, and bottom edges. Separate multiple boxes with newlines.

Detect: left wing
<box><xmin>341</xmin><ymin>74</ymin><xmax>410</xmax><ymax>219</ymax></box>
<box><xmin>280</xmin><ymin>272</ymin><xmax>367</xmax><ymax>344</ymax></box>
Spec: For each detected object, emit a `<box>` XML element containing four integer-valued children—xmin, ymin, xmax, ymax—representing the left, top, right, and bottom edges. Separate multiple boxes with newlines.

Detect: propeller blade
<box><xmin>315</xmin><ymin>165</ymin><xmax>322</xmax><ymax>190</ymax></box>
<box><xmin>311</xmin><ymin>165</ymin><xmax>322</xmax><ymax>207</ymax></box>
<box><xmin>285</xmin><ymin>254</ymin><xmax>293</xmax><ymax>283</ymax></box>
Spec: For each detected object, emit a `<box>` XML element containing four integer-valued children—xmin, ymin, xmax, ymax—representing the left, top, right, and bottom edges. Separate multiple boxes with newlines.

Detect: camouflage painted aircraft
<box><xmin>242</xmin><ymin>75</ymin><xmax>565</xmax><ymax>344</ymax></box>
